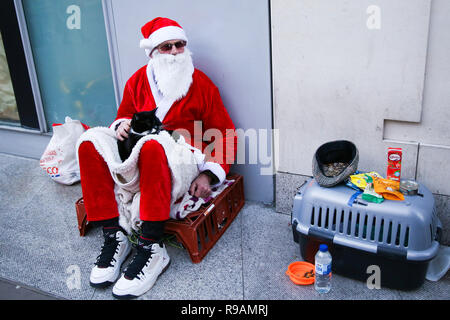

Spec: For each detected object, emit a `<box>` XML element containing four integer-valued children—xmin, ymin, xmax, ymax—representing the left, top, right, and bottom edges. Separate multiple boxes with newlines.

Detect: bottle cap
<box><xmin>319</xmin><ymin>244</ymin><xmax>328</xmax><ymax>252</ymax></box>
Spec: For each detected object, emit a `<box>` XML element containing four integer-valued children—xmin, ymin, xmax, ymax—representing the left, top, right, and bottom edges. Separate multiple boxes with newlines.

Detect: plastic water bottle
<box><xmin>314</xmin><ymin>244</ymin><xmax>332</xmax><ymax>293</ymax></box>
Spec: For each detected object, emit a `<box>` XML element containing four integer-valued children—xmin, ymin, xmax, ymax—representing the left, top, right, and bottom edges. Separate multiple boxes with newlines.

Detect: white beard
<box><xmin>149</xmin><ymin>48</ymin><xmax>194</xmax><ymax>101</ymax></box>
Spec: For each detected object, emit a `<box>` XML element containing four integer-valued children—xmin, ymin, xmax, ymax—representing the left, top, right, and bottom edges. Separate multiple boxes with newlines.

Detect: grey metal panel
<box><xmin>101</xmin><ymin>0</ymin><xmax>122</xmax><ymax>109</ymax></box>
<box><xmin>107</xmin><ymin>0</ymin><xmax>274</xmax><ymax>202</ymax></box>
<box><xmin>13</xmin><ymin>0</ymin><xmax>47</xmax><ymax>133</ymax></box>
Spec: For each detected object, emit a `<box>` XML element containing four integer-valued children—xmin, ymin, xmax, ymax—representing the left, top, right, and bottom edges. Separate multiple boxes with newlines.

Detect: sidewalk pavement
<box><xmin>0</xmin><ymin>152</ymin><xmax>448</xmax><ymax>300</ymax></box>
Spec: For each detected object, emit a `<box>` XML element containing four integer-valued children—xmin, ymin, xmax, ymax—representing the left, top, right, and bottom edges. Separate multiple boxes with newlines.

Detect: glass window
<box><xmin>22</xmin><ymin>0</ymin><xmax>117</xmax><ymax>128</ymax></box>
<box><xmin>0</xmin><ymin>32</ymin><xmax>20</xmax><ymax>125</ymax></box>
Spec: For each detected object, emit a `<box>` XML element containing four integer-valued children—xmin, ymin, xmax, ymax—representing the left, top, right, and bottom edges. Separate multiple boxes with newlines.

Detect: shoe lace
<box><xmin>124</xmin><ymin>244</ymin><xmax>154</xmax><ymax>280</ymax></box>
<box><xmin>95</xmin><ymin>232</ymin><xmax>120</xmax><ymax>268</ymax></box>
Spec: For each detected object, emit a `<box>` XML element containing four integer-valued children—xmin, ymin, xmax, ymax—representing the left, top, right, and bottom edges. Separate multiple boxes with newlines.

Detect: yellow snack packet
<box><xmin>373</xmin><ymin>177</ymin><xmax>404</xmax><ymax>201</ymax></box>
<box><xmin>349</xmin><ymin>172</ymin><xmax>382</xmax><ymax>190</ymax></box>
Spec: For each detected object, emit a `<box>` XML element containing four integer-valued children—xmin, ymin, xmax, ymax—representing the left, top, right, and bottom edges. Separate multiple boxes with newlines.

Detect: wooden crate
<box><xmin>75</xmin><ymin>197</ymin><xmax>90</xmax><ymax>236</ymax></box>
<box><xmin>164</xmin><ymin>173</ymin><xmax>245</xmax><ymax>263</ymax></box>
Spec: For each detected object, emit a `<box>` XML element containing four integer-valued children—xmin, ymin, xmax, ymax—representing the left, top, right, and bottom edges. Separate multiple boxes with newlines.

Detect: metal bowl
<box><xmin>400</xmin><ymin>180</ymin><xmax>419</xmax><ymax>195</ymax></box>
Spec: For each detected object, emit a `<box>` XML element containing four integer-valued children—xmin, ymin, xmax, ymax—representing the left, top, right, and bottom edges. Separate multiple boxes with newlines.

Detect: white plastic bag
<box><xmin>39</xmin><ymin>116</ymin><xmax>88</xmax><ymax>185</ymax></box>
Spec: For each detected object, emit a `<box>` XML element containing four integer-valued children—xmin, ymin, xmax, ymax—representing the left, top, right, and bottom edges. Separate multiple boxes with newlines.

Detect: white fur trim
<box><xmin>139</xmin><ymin>26</ymin><xmax>187</xmax><ymax>52</ymax></box>
<box><xmin>146</xmin><ymin>61</ymin><xmax>163</xmax><ymax>105</ymax></box>
<box><xmin>76</xmin><ymin>127</ymin><xmax>200</xmax><ymax>233</ymax></box>
<box><xmin>109</xmin><ymin>118</ymin><xmax>130</xmax><ymax>130</ymax></box>
<box><xmin>199</xmin><ymin>161</ymin><xmax>226</xmax><ymax>187</ymax></box>
<box><xmin>146</xmin><ymin>62</ymin><xmax>172</xmax><ymax>122</ymax></box>
<box><xmin>139</xmin><ymin>38</ymin><xmax>153</xmax><ymax>49</ymax></box>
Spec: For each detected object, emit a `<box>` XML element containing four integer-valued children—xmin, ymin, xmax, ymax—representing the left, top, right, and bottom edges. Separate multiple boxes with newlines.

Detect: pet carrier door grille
<box><xmin>308</xmin><ymin>205</ymin><xmax>411</xmax><ymax>248</ymax></box>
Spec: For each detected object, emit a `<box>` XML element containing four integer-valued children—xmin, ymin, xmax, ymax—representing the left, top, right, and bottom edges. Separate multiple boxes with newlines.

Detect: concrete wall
<box><xmin>272</xmin><ymin>0</ymin><xmax>430</xmax><ymax>182</ymax></box>
<box><xmin>106</xmin><ymin>0</ymin><xmax>274</xmax><ymax>203</ymax></box>
<box><xmin>272</xmin><ymin>0</ymin><xmax>450</xmax><ymax>244</ymax></box>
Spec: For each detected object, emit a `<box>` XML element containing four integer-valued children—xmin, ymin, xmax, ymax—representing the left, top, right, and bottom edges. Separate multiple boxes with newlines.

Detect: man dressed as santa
<box><xmin>77</xmin><ymin>17</ymin><xmax>236</xmax><ymax>299</ymax></box>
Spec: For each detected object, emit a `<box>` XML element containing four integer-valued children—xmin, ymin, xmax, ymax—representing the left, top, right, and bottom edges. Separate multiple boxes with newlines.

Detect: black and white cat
<box><xmin>117</xmin><ymin>109</ymin><xmax>166</xmax><ymax>162</ymax></box>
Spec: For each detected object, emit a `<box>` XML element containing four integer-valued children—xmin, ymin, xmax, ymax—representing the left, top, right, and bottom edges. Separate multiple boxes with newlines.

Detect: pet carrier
<box><xmin>291</xmin><ymin>178</ymin><xmax>442</xmax><ymax>290</ymax></box>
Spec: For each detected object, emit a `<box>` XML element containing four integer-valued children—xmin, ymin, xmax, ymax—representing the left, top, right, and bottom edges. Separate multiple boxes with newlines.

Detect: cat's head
<box><xmin>131</xmin><ymin>109</ymin><xmax>163</xmax><ymax>134</ymax></box>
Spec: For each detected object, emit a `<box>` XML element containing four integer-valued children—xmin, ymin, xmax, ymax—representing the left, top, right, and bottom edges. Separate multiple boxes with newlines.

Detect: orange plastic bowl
<box><xmin>285</xmin><ymin>261</ymin><xmax>315</xmax><ymax>285</ymax></box>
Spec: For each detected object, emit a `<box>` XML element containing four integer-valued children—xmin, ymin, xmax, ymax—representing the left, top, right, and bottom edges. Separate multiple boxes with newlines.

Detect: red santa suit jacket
<box><xmin>110</xmin><ymin>65</ymin><xmax>236</xmax><ymax>184</ymax></box>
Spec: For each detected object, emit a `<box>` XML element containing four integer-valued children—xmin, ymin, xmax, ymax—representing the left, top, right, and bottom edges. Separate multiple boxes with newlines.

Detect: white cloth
<box><xmin>171</xmin><ymin>179</ymin><xmax>235</xmax><ymax>220</ymax></box>
<box><xmin>76</xmin><ymin>126</ymin><xmax>204</xmax><ymax>233</ymax></box>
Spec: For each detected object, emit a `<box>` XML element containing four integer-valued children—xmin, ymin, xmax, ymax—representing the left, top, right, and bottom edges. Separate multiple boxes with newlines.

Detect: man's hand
<box><xmin>116</xmin><ymin>119</ymin><xmax>132</xmax><ymax>141</ymax></box>
<box><xmin>189</xmin><ymin>173</ymin><xmax>213</xmax><ymax>198</ymax></box>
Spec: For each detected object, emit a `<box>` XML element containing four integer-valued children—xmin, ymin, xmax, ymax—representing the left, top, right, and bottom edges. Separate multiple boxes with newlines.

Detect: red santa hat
<box><xmin>139</xmin><ymin>17</ymin><xmax>188</xmax><ymax>54</ymax></box>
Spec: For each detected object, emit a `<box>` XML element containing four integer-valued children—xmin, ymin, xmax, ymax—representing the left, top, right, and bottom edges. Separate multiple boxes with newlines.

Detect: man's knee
<box><xmin>139</xmin><ymin>140</ymin><xmax>169</xmax><ymax>170</ymax></box>
<box><xmin>78</xmin><ymin>141</ymin><xmax>96</xmax><ymax>157</ymax></box>
<box><xmin>141</xmin><ymin>139</ymin><xmax>164</xmax><ymax>156</ymax></box>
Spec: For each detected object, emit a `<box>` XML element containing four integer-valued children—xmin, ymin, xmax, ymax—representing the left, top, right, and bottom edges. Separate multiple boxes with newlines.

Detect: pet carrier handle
<box><xmin>307</xmin><ymin>227</ymin><xmax>377</xmax><ymax>254</ymax></box>
<box><xmin>309</xmin><ymin>227</ymin><xmax>412</xmax><ymax>258</ymax></box>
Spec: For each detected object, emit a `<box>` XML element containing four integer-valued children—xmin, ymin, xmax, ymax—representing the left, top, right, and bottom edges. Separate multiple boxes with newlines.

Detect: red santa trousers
<box><xmin>78</xmin><ymin>140</ymin><xmax>172</xmax><ymax>222</ymax></box>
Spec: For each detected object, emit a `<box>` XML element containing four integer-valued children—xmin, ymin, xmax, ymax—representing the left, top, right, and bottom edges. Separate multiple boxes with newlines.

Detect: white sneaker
<box><xmin>89</xmin><ymin>228</ymin><xmax>132</xmax><ymax>288</ymax></box>
<box><xmin>112</xmin><ymin>240</ymin><xmax>170</xmax><ymax>299</ymax></box>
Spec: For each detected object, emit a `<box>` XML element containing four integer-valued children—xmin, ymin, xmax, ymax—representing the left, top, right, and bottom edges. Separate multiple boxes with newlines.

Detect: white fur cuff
<box><xmin>199</xmin><ymin>161</ymin><xmax>226</xmax><ymax>187</ymax></box>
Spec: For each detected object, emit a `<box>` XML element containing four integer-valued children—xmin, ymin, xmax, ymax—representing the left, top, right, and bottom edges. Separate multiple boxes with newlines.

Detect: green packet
<box><xmin>362</xmin><ymin>181</ymin><xmax>384</xmax><ymax>204</ymax></box>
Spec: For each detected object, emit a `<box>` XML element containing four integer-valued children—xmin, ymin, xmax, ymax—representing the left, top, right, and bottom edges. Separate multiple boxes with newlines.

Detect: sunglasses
<box><xmin>158</xmin><ymin>41</ymin><xmax>187</xmax><ymax>52</ymax></box>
